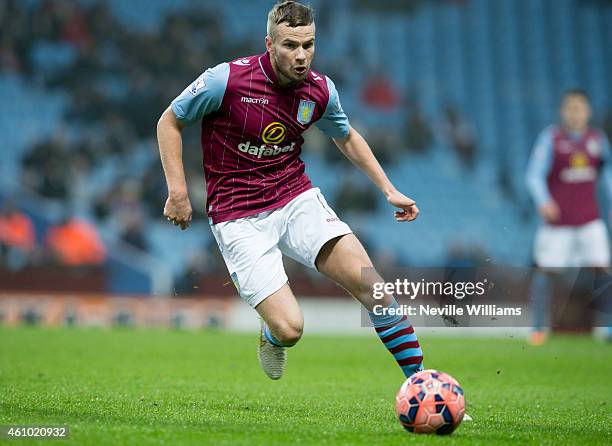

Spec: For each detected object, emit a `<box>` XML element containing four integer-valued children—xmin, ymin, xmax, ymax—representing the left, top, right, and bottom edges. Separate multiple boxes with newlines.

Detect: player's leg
<box><xmin>254</xmin><ymin>282</ymin><xmax>304</xmax><ymax>380</ymax></box>
<box><xmin>278</xmin><ymin>188</ymin><xmax>423</xmax><ymax>378</ymax></box>
<box><xmin>209</xmin><ymin>212</ymin><xmax>300</xmax><ymax>379</ymax></box>
<box><xmin>315</xmin><ymin>233</ymin><xmax>424</xmax><ymax>378</ymax></box>
<box><xmin>575</xmin><ymin>219</ymin><xmax>612</xmax><ymax>340</ymax></box>
<box><xmin>530</xmin><ymin>224</ymin><xmax>574</xmax><ymax>345</ymax></box>
<box><xmin>529</xmin><ymin>268</ymin><xmax>552</xmax><ymax>345</ymax></box>
<box><xmin>255</xmin><ymin>282</ymin><xmax>304</xmax><ymax>347</ymax></box>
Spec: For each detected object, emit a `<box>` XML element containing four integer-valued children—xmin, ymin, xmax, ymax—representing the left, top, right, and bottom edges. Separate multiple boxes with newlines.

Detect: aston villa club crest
<box><xmin>297</xmin><ymin>99</ymin><xmax>315</xmax><ymax>125</ymax></box>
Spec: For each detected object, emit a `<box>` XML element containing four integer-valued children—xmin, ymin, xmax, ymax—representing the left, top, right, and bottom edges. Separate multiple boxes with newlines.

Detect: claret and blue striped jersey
<box><xmin>526</xmin><ymin>125</ymin><xmax>612</xmax><ymax>226</ymax></box>
<box><xmin>171</xmin><ymin>52</ymin><xmax>350</xmax><ymax>224</ymax></box>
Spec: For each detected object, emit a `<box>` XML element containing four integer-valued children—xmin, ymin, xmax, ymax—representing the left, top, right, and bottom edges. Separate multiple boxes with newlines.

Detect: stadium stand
<box><xmin>1</xmin><ymin>0</ymin><xmax>610</xmax><ymax>293</ymax></box>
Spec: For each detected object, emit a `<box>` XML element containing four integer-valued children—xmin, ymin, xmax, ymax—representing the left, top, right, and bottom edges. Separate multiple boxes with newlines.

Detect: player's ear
<box><xmin>265</xmin><ymin>35</ymin><xmax>273</xmax><ymax>54</ymax></box>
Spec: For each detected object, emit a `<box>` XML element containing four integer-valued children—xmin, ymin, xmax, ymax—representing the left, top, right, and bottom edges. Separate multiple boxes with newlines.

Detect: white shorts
<box><xmin>209</xmin><ymin>188</ymin><xmax>352</xmax><ymax>308</ymax></box>
<box><xmin>534</xmin><ymin>219</ymin><xmax>610</xmax><ymax>268</ymax></box>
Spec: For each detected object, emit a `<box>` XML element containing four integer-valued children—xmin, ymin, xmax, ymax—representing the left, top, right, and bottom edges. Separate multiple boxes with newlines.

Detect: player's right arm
<box><xmin>525</xmin><ymin>127</ymin><xmax>559</xmax><ymax>223</ymax></box>
<box><xmin>157</xmin><ymin>108</ymin><xmax>191</xmax><ymax>229</ymax></box>
<box><xmin>156</xmin><ymin>63</ymin><xmax>230</xmax><ymax>230</ymax></box>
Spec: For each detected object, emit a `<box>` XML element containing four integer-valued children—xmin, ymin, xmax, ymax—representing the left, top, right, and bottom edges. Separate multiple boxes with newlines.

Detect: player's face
<box><xmin>561</xmin><ymin>95</ymin><xmax>591</xmax><ymax>132</ymax></box>
<box><xmin>267</xmin><ymin>22</ymin><xmax>315</xmax><ymax>86</ymax></box>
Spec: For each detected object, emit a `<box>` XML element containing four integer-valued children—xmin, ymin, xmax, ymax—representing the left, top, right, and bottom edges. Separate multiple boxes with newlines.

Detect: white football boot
<box><xmin>258</xmin><ymin>321</ymin><xmax>286</xmax><ymax>380</ymax></box>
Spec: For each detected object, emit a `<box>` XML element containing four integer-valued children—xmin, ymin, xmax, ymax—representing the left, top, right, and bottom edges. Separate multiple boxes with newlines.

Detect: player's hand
<box><xmin>538</xmin><ymin>200</ymin><xmax>560</xmax><ymax>223</ymax></box>
<box><xmin>163</xmin><ymin>193</ymin><xmax>192</xmax><ymax>230</ymax></box>
<box><xmin>386</xmin><ymin>190</ymin><xmax>419</xmax><ymax>222</ymax></box>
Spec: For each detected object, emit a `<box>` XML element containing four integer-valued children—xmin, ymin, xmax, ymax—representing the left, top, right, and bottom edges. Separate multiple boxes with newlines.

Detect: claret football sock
<box><xmin>369</xmin><ymin>300</ymin><xmax>423</xmax><ymax>378</ymax></box>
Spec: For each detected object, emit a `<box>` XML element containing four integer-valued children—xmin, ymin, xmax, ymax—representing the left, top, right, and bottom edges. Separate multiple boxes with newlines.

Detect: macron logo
<box><xmin>241</xmin><ymin>97</ymin><xmax>269</xmax><ymax>105</ymax></box>
<box><xmin>233</xmin><ymin>58</ymin><xmax>251</xmax><ymax>66</ymax></box>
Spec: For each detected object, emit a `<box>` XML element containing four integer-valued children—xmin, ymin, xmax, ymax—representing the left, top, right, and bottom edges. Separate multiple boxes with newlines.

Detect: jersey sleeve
<box><xmin>525</xmin><ymin>127</ymin><xmax>554</xmax><ymax>207</ymax></box>
<box><xmin>171</xmin><ymin>62</ymin><xmax>230</xmax><ymax>125</ymax></box>
<box><xmin>315</xmin><ymin>76</ymin><xmax>350</xmax><ymax>139</ymax></box>
<box><xmin>598</xmin><ymin>132</ymin><xmax>612</xmax><ymax>202</ymax></box>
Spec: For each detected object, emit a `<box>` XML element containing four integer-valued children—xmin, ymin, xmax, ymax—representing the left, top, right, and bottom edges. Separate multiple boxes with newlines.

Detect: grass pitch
<box><xmin>0</xmin><ymin>327</ymin><xmax>610</xmax><ymax>445</ymax></box>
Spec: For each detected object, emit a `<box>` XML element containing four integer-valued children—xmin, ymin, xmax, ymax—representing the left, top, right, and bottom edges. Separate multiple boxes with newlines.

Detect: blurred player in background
<box><xmin>526</xmin><ymin>89</ymin><xmax>612</xmax><ymax>344</ymax></box>
<box><xmin>157</xmin><ymin>2</ymin><xmax>423</xmax><ymax>380</ymax></box>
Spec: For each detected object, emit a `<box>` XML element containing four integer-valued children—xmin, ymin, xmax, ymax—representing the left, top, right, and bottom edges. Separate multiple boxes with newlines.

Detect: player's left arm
<box><xmin>316</xmin><ymin>76</ymin><xmax>418</xmax><ymax>222</ymax></box>
<box><xmin>599</xmin><ymin>132</ymin><xmax>612</xmax><ymax>205</ymax></box>
<box><xmin>333</xmin><ymin>127</ymin><xmax>418</xmax><ymax>222</ymax></box>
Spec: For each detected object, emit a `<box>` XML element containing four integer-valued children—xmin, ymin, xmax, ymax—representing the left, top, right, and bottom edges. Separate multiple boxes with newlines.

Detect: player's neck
<box><xmin>270</xmin><ymin>65</ymin><xmax>288</xmax><ymax>86</ymax></box>
<box><xmin>563</xmin><ymin>124</ymin><xmax>588</xmax><ymax>136</ymax></box>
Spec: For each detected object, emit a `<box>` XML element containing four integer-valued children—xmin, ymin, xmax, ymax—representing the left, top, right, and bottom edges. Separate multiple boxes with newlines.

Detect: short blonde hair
<box><xmin>267</xmin><ymin>1</ymin><xmax>314</xmax><ymax>40</ymax></box>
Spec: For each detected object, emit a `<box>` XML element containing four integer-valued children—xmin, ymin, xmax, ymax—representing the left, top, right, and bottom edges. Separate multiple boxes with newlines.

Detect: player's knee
<box><xmin>275</xmin><ymin>319</ymin><xmax>303</xmax><ymax>346</ymax></box>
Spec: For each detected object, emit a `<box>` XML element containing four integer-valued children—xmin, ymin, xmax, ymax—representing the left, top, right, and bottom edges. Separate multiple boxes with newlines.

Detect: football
<box><xmin>395</xmin><ymin>369</ymin><xmax>465</xmax><ymax>435</ymax></box>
